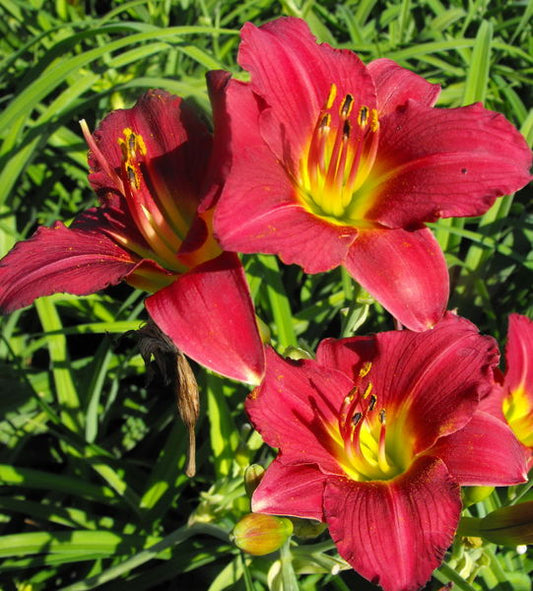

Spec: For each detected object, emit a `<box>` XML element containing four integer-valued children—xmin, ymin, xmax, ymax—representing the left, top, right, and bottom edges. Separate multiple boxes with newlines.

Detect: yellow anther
<box><xmin>363</xmin><ymin>382</ymin><xmax>374</xmax><ymax>400</ymax></box>
<box><xmin>326</xmin><ymin>84</ymin><xmax>337</xmax><ymax>109</ymax></box>
<box><xmin>340</xmin><ymin>94</ymin><xmax>354</xmax><ymax>118</ymax></box>
<box><xmin>119</xmin><ymin>128</ymin><xmax>147</xmax><ymax>161</ymax></box>
<box><xmin>370</xmin><ymin>109</ymin><xmax>379</xmax><ymax>133</ymax></box>
<box><xmin>359</xmin><ymin>361</ymin><xmax>372</xmax><ymax>377</ymax></box>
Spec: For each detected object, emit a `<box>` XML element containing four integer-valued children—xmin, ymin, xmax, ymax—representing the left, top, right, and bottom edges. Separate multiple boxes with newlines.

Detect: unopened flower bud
<box><xmin>244</xmin><ymin>464</ymin><xmax>265</xmax><ymax>497</ymax></box>
<box><xmin>284</xmin><ymin>346</ymin><xmax>313</xmax><ymax>361</ymax></box>
<box><xmin>462</xmin><ymin>486</ymin><xmax>494</xmax><ymax>507</ymax></box>
<box><xmin>233</xmin><ymin>513</ymin><xmax>293</xmax><ymax>556</ymax></box>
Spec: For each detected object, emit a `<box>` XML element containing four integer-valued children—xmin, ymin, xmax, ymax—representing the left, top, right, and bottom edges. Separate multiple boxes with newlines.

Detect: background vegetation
<box><xmin>0</xmin><ymin>0</ymin><xmax>531</xmax><ymax>589</ymax></box>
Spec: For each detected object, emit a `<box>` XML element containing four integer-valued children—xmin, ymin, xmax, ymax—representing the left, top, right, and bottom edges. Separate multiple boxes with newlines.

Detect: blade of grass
<box><xmin>34</xmin><ymin>298</ymin><xmax>81</xmax><ymax>433</ymax></box>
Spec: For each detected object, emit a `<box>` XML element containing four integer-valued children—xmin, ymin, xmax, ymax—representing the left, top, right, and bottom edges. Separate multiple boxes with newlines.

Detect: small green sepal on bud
<box><xmin>232</xmin><ymin>513</ymin><xmax>293</xmax><ymax>556</ymax></box>
<box><xmin>244</xmin><ymin>464</ymin><xmax>265</xmax><ymax>497</ymax></box>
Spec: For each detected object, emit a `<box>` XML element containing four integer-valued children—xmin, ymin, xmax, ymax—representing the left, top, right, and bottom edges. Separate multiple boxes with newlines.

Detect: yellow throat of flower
<box><xmin>327</xmin><ymin>362</ymin><xmax>414</xmax><ymax>482</ymax></box>
<box><xmin>297</xmin><ymin>84</ymin><xmax>380</xmax><ymax>227</ymax></box>
<box><xmin>502</xmin><ymin>386</ymin><xmax>533</xmax><ymax>448</ymax></box>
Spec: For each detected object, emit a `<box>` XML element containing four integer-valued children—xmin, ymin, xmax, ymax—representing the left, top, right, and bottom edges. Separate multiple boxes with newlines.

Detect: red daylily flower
<box><xmin>0</xmin><ymin>90</ymin><xmax>265</xmax><ymax>384</ymax></box>
<box><xmin>210</xmin><ymin>17</ymin><xmax>532</xmax><ymax>331</ymax></box>
<box><xmin>246</xmin><ymin>314</ymin><xmax>528</xmax><ymax>591</ymax></box>
<box><xmin>481</xmin><ymin>314</ymin><xmax>533</xmax><ymax>463</ymax></box>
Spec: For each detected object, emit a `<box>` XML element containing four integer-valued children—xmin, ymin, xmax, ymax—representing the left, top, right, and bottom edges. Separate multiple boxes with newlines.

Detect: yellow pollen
<box><xmin>326</xmin><ymin>84</ymin><xmax>337</xmax><ymax>109</ymax></box>
<box><xmin>363</xmin><ymin>382</ymin><xmax>373</xmax><ymax>399</ymax></box>
<box><xmin>370</xmin><ymin>109</ymin><xmax>379</xmax><ymax>133</ymax></box>
<box><xmin>359</xmin><ymin>361</ymin><xmax>372</xmax><ymax>378</ymax></box>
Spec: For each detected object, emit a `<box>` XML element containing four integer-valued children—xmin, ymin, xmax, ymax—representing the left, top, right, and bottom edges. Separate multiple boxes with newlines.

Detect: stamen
<box><xmin>377</xmin><ymin>408</ymin><xmax>390</xmax><ymax>473</ymax></box>
<box><xmin>368</xmin><ymin>394</ymin><xmax>377</xmax><ymax>411</ymax></box>
<box><xmin>126</xmin><ymin>165</ymin><xmax>140</xmax><ymax>190</ymax></box>
<box><xmin>326</xmin><ymin>84</ymin><xmax>337</xmax><ymax>109</ymax></box>
<box><xmin>340</xmin><ymin>94</ymin><xmax>354</xmax><ymax>118</ymax></box>
<box><xmin>352</xmin><ymin>412</ymin><xmax>362</xmax><ymax>426</ymax></box>
<box><xmin>358</xmin><ymin>106</ymin><xmax>369</xmax><ymax>128</ymax></box>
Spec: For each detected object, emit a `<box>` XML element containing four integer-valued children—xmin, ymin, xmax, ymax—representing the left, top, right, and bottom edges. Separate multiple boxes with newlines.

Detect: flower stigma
<box><xmin>297</xmin><ymin>84</ymin><xmax>380</xmax><ymax>226</ymax></box>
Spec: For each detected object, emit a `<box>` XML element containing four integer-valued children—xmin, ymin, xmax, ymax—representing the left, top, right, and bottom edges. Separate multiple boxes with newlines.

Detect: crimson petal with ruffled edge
<box><xmin>0</xmin><ymin>211</ymin><xmax>138</xmax><ymax>314</ymax></box>
<box><xmin>430</xmin><ymin>411</ymin><xmax>528</xmax><ymax>486</ymax></box>
<box><xmin>345</xmin><ymin>226</ymin><xmax>449</xmax><ymax>331</ymax></box>
<box><xmin>367</xmin><ymin>58</ymin><xmax>441</xmax><ymax>114</ymax></box>
<box><xmin>367</xmin><ymin>101</ymin><xmax>532</xmax><ymax>228</ymax></box>
<box><xmin>251</xmin><ymin>458</ymin><xmax>327</xmax><ymax>521</ymax></box>
<box><xmin>324</xmin><ymin>456</ymin><xmax>461</xmax><ymax>591</ymax></box>
<box><xmin>145</xmin><ymin>251</ymin><xmax>265</xmax><ymax>384</ymax></box>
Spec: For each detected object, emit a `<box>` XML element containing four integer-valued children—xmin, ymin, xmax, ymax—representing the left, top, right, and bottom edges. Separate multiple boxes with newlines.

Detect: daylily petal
<box><xmin>201</xmin><ymin>70</ymin><xmax>234</xmax><ymax>211</ymax></box>
<box><xmin>252</xmin><ymin>458</ymin><xmax>326</xmax><ymax>521</ymax></box>
<box><xmin>324</xmin><ymin>456</ymin><xmax>461</xmax><ymax>591</ymax></box>
<box><xmin>505</xmin><ymin>314</ymin><xmax>533</xmax><ymax>398</ymax></box>
<box><xmin>345</xmin><ymin>226</ymin><xmax>449</xmax><ymax>331</ymax></box>
<box><xmin>145</xmin><ymin>251</ymin><xmax>265</xmax><ymax>384</ymax></box>
<box><xmin>367</xmin><ymin>58</ymin><xmax>441</xmax><ymax>114</ymax></box>
<box><xmin>316</xmin><ymin>313</ymin><xmax>499</xmax><ymax>454</ymax></box>
<box><xmin>430</xmin><ymin>411</ymin><xmax>528</xmax><ymax>486</ymax></box>
<box><xmin>367</xmin><ymin>101</ymin><xmax>532</xmax><ymax>227</ymax></box>
<box><xmin>246</xmin><ymin>347</ymin><xmax>353</xmax><ymax>474</ymax></box>
<box><xmin>239</xmin><ymin>18</ymin><xmax>375</xmax><ymax>158</ymax></box>
<box><xmin>0</xmin><ymin>210</ymin><xmax>138</xmax><ymax>313</ymax></box>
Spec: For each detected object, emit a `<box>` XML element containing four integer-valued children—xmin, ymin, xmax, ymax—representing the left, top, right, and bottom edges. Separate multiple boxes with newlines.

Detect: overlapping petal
<box><xmin>367</xmin><ymin>58</ymin><xmax>440</xmax><ymax>114</ymax></box>
<box><xmin>324</xmin><ymin>456</ymin><xmax>461</xmax><ymax>591</ymax></box>
<box><xmin>210</xmin><ymin>77</ymin><xmax>359</xmax><ymax>273</ymax></box>
<box><xmin>146</xmin><ymin>252</ymin><xmax>265</xmax><ymax>384</ymax></box>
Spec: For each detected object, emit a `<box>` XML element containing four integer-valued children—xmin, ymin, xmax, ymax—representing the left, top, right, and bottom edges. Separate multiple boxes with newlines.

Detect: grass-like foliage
<box><xmin>0</xmin><ymin>0</ymin><xmax>531</xmax><ymax>589</ymax></box>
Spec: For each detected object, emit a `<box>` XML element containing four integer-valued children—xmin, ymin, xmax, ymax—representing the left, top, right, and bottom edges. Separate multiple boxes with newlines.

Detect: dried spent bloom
<box><xmin>246</xmin><ymin>314</ymin><xmax>528</xmax><ymax>591</ymax></box>
<box><xmin>0</xmin><ymin>90</ymin><xmax>265</xmax><ymax>384</ymax></box>
<box><xmin>210</xmin><ymin>17</ymin><xmax>532</xmax><ymax>331</ymax></box>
